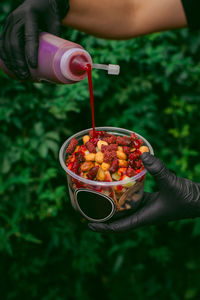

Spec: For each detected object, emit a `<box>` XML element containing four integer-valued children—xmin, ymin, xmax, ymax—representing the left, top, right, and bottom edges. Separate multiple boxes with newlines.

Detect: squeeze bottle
<box><xmin>0</xmin><ymin>32</ymin><xmax>120</xmax><ymax>84</ymax></box>
<box><xmin>0</xmin><ymin>32</ymin><xmax>91</xmax><ymax>84</ymax></box>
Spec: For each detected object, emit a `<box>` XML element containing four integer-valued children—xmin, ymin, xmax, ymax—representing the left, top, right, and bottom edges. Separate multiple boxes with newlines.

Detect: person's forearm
<box><xmin>62</xmin><ymin>0</ymin><xmax>187</xmax><ymax>39</ymax></box>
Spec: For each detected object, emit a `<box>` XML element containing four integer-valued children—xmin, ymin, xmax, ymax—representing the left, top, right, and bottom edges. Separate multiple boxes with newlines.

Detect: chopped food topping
<box><xmin>65</xmin><ymin>131</ymin><xmax>149</xmax><ymax>181</ymax></box>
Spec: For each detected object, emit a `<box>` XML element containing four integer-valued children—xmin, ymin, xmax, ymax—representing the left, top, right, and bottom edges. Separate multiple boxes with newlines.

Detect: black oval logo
<box><xmin>75</xmin><ymin>189</ymin><xmax>115</xmax><ymax>222</ymax></box>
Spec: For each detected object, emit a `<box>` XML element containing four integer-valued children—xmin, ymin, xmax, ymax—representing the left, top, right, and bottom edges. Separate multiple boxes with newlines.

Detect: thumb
<box><xmin>88</xmin><ymin>193</ymin><xmax>159</xmax><ymax>233</ymax></box>
<box><xmin>141</xmin><ymin>153</ymin><xmax>176</xmax><ymax>189</ymax></box>
<box><xmin>47</xmin><ymin>15</ymin><xmax>61</xmax><ymax>36</ymax></box>
<box><xmin>88</xmin><ymin>213</ymin><xmax>140</xmax><ymax>233</ymax></box>
<box><xmin>25</xmin><ymin>15</ymin><xmax>39</xmax><ymax>68</ymax></box>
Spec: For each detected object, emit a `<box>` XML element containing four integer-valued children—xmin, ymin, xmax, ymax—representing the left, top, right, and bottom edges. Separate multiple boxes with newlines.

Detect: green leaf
<box><xmin>38</xmin><ymin>144</ymin><xmax>48</xmax><ymax>158</ymax></box>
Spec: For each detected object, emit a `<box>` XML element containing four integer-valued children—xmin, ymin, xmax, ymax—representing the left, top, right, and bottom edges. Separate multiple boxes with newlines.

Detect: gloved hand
<box><xmin>0</xmin><ymin>0</ymin><xmax>70</xmax><ymax>79</ymax></box>
<box><xmin>88</xmin><ymin>152</ymin><xmax>200</xmax><ymax>233</ymax></box>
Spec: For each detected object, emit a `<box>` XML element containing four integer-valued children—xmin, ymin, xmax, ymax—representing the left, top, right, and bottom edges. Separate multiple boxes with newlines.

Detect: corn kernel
<box><xmin>85</xmin><ymin>153</ymin><xmax>96</xmax><ymax>161</ymax></box>
<box><xmin>101</xmin><ymin>162</ymin><xmax>110</xmax><ymax>171</ymax></box>
<box><xmin>97</xmin><ymin>140</ymin><xmax>108</xmax><ymax>151</ymax></box>
<box><xmin>83</xmin><ymin>135</ymin><xmax>90</xmax><ymax>144</ymax></box>
<box><xmin>117</xmin><ymin>151</ymin><xmax>127</xmax><ymax>160</ymax></box>
<box><xmin>97</xmin><ymin>168</ymin><xmax>105</xmax><ymax>181</ymax></box>
<box><xmin>139</xmin><ymin>146</ymin><xmax>149</xmax><ymax>153</ymax></box>
<box><xmin>119</xmin><ymin>159</ymin><xmax>128</xmax><ymax>167</ymax></box>
<box><xmin>80</xmin><ymin>162</ymin><xmax>94</xmax><ymax>172</ymax></box>
<box><xmin>95</xmin><ymin>151</ymin><xmax>104</xmax><ymax>164</ymax></box>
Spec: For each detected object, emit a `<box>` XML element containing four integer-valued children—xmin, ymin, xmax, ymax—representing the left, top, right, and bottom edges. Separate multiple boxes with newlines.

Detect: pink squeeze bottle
<box><xmin>0</xmin><ymin>32</ymin><xmax>93</xmax><ymax>84</ymax></box>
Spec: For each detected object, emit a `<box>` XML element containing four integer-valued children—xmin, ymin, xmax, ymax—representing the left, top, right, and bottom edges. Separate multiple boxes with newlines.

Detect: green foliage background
<box><xmin>1</xmin><ymin>1</ymin><xmax>200</xmax><ymax>299</ymax></box>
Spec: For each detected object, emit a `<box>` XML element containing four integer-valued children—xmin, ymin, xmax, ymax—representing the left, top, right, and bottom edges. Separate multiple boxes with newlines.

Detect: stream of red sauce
<box><xmin>85</xmin><ymin>63</ymin><xmax>96</xmax><ymax>137</ymax></box>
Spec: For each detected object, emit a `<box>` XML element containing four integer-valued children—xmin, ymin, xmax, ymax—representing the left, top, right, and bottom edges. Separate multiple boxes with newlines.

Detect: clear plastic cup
<box><xmin>59</xmin><ymin>127</ymin><xmax>154</xmax><ymax>222</ymax></box>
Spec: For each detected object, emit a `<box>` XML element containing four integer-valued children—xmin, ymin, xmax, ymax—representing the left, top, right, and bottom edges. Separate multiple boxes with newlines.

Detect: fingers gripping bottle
<box><xmin>0</xmin><ymin>32</ymin><xmax>93</xmax><ymax>84</ymax></box>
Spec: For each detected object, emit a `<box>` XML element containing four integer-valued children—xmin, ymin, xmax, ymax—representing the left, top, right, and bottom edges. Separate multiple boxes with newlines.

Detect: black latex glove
<box><xmin>88</xmin><ymin>153</ymin><xmax>200</xmax><ymax>233</ymax></box>
<box><xmin>0</xmin><ymin>0</ymin><xmax>69</xmax><ymax>79</ymax></box>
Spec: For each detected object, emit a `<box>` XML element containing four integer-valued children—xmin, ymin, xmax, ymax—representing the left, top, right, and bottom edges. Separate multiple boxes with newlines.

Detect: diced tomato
<box><xmin>79</xmin><ymin>145</ymin><xmax>87</xmax><ymax>152</ymax></box>
<box><xmin>104</xmin><ymin>171</ymin><xmax>112</xmax><ymax>182</ymax></box>
<box><xmin>118</xmin><ymin>167</ymin><xmax>127</xmax><ymax>175</ymax></box>
<box><xmin>67</xmin><ymin>162</ymin><xmax>73</xmax><ymax>170</ymax></box>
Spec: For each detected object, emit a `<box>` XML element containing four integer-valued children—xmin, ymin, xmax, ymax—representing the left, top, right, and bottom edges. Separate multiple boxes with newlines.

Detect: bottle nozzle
<box><xmin>92</xmin><ymin>63</ymin><xmax>120</xmax><ymax>75</ymax></box>
<box><xmin>70</xmin><ymin>55</ymin><xmax>88</xmax><ymax>76</ymax></box>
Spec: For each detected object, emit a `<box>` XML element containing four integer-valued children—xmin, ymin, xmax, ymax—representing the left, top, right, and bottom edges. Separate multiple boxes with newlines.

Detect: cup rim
<box><xmin>59</xmin><ymin>126</ymin><xmax>154</xmax><ymax>187</ymax></box>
